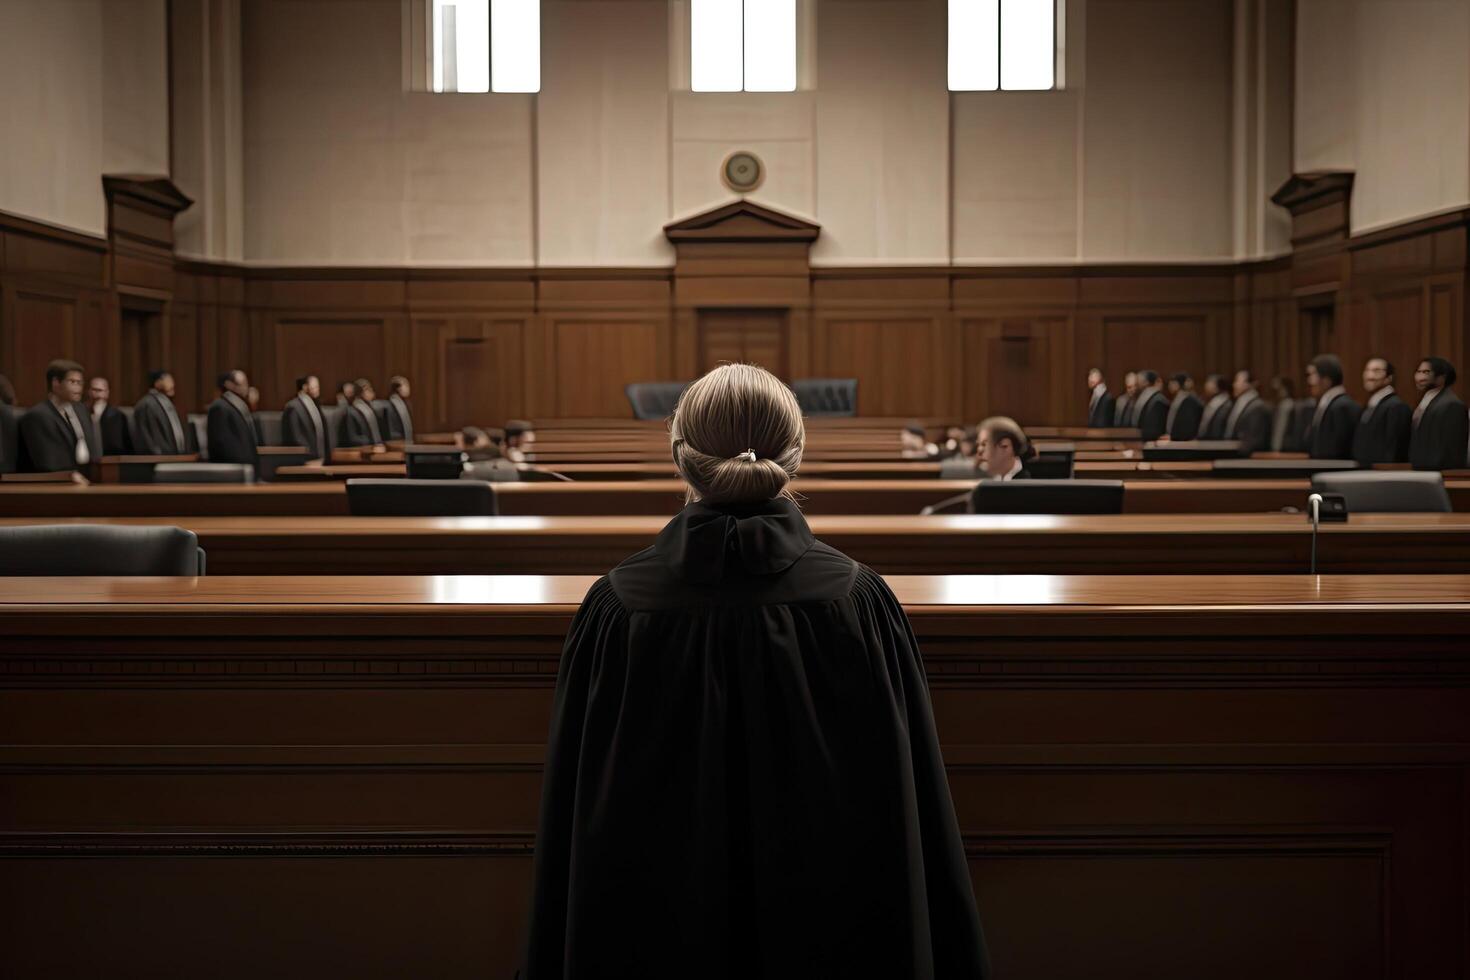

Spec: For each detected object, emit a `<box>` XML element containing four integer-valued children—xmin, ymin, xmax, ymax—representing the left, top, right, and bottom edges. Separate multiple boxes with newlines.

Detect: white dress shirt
<box><xmin>53</xmin><ymin>396</ymin><xmax>89</xmax><ymax>465</ymax></box>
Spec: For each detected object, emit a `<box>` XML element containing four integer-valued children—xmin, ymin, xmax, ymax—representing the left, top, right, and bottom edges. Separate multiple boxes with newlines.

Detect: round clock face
<box><xmin>722</xmin><ymin>151</ymin><xmax>764</xmax><ymax>193</ymax></box>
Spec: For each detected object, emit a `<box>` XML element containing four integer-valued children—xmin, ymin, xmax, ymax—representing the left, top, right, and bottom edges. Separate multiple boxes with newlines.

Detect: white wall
<box><xmin>1296</xmin><ymin>0</ymin><xmax>1470</xmax><ymax>234</ymax></box>
<box><xmin>0</xmin><ymin>0</ymin><xmax>168</xmax><ymax>236</ymax></box>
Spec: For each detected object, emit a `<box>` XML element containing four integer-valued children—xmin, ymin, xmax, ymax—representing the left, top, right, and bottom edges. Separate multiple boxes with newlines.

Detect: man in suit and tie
<box><xmin>86</xmin><ymin>376</ymin><xmax>132</xmax><ymax>456</ymax></box>
<box><xmin>1409</xmin><ymin>356</ymin><xmax>1469</xmax><ymax>471</ymax></box>
<box><xmin>1223</xmin><ymin>369</ymin><xmax>1273</xmax><ymax>456</ymax></box>
<box><xmin>206</xmin><ymin>369</ymin><xmax>259</xmax><ymax>468</ymax></box>
<box><xmin>1194</xmin><ymin>374</ymin><xmax>1233</xmax><ymax>440</ymax></box>
<box><xmin>1163</xmin><ymin>372</ymin><xmax>1203</xmax><ymax>441</ymax></box>
<box><xmin>17</xmin><ymin>359</ymin><xmax>97</xmax><ymax>483</ymax></box>
<box><xmin>282</xmin><ymin>374</ymin><xmax>330</xmax><ymax>462</ymax></box>
<box><xmin>1303</xmin><ymin>353</ymin><xmax>1360</xmax><ymax>459</ymax></box>
<box><xmin>1351</xmin><ymin>357</ymin><xmax>1412</xmax><ymax>466</ymax></box>
<box><xmin>1113</xmin><ymin>371</ymin><xmax>1139</xmax><ymax>426</ymax></box>
<box><xmin>376</xmin><ymin>375</ymin><xmax>414</xmax><ymax>443</ymax></box>
<box><xmin>340</xmin><ymin>377</ymin><xmax>386</xmax><ymax>450</ymax></box>
<box><xmin>1086</xmin><ymin>368</ymin><xmax>1114</xmax><ymax>428</ymax></box>
<box><xmin>133</xmin><ymin>370</ymin><xmax>190</xmax><ymax>456</ymax></box>
<box><xmin>1131</xmin><ymin>370</ymin><xmax>1169</xmax><ymax>441</ymax></box>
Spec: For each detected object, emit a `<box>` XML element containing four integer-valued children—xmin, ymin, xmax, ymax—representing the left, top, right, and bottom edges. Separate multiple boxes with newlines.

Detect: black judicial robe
<box><xmin>1305</xmin><ymin>392</ymin><xmax>1361</xmax><ymax>459</ymax></box>
<box><xmin>1132</xmin><ymin>389</ymin><xmax>1168</xmax><ymax>441</ymax></box>
<box><xmin>1410</xmin><ymin>389</ymin><xmax>1469</xmax><ymax>471</ymax></box>
<box><xmin>523</xmin><ymin>498</ymin><xmax>989</xmax><ymax>980</ymax></box>
<box><xmin>1166</xmin><ymin>392</ymin><xmax>1203</xmax><ymax>441</ymax></box>
<box><xmin>205</xmin><ymin>393</ymin><xmax>259</xmax><ymax>467</ymax></box>
<box><xmin>92</xmin><ymin>404</ymin><xmax>132</xmax><ymax>455</ymax></box>
<box><xmin>1087</xmin><ymin>389</ymin><xmax>1114</xmax><ymax>428</ymax></box>
<box><xmin>1352</xmin><ymin>392</ymin><xmax>1412</xmax><ymax>466</ymax></box>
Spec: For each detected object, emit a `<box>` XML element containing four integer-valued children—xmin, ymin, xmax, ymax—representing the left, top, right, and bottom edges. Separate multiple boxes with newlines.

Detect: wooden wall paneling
<box><xmin>696</xmin><ymin>309</ymin><xmax>789</xmax><ymax>375</ymax></box>
<box><xmin>1102</xmin><ymin>316</ymin><xmax>1208</xmax><ymax>390</ymax></box>
<box><xmin>550</xmin><ymin>318</ymin><xmax>662</xmax><ymax>417</ymax></box>
<box><xmin>815</xmin><ymin>315</ymin><xmax>949</xmax><ymax>417</ymax></box>
<box><xmin>960</xmin><ymin>318</ymin><xmax>1063</xmax><ymax>427</ymax></box>
<box><xmin>438</xmin><ymin>318</ymin><xmax>526</xmax><ymax>430</ymax></box>
<box><xmin>10</xmin><ymin>290</ymin><xmax>79</xmax><ymax>405</ymax></box>
<box><xmin>270</xmin><ymin>318</ymin><xmax>388</xmax><ymax>410</ymax></box>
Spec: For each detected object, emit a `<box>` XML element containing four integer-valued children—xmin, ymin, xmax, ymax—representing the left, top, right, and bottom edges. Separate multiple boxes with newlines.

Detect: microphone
<box><xmin>1307</xmin><ymin>492</ymin><xmax>1323</xmax><ymax>574</ymax></box>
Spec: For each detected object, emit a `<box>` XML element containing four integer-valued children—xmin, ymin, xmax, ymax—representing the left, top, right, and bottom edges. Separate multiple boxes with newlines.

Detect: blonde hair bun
<box><xmin>670</xmin><ymin>363</ymin><xmax>805</xmax><ymax>504</ymax></box>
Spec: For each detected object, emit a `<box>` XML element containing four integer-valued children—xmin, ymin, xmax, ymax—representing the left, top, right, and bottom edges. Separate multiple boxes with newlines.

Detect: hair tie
<box><xmin>735</xmin><ymin>449</ymin><xmax>757</xmax><ymax>463</ymax></box>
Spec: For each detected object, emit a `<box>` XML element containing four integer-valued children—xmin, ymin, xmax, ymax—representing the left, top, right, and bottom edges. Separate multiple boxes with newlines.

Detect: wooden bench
<box><xmin>2</xmin><ymin>573</ymin><xmax>1464</xmax><ymax>978</ymax></box>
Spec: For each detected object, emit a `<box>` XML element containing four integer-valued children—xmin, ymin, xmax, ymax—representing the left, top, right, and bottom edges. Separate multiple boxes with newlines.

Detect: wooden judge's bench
<box><xmin>2</xmin><ymin>574</ymin><xmax>1467</xmax><ymax>979</ymax></box>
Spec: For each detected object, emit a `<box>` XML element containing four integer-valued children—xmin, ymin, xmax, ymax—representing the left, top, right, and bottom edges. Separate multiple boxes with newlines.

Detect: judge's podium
<box><xmin>1</xmin><ymin>574</ymin><xmax>1466</xmax><ymax>979</ymax></box>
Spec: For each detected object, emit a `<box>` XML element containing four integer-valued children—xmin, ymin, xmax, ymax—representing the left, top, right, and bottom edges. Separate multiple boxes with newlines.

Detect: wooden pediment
<box><xmin>1270</xmin><ymin>171</ymin><xmax>1353</xmax><ymax>249</ymax></box>
<box><xmin>102</xmin><ymin>174</ymin><xmax>194</xmax><ymax>216</ymax></box>
<box><xmin>664</xmin><ymin>200</ymin><xmax>820</xmax><ymax>245</ymax></box>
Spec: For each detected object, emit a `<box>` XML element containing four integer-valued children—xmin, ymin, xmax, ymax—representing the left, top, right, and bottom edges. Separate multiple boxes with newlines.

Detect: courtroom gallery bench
<box><xmin>1</xmin><ymin>573</ymin><xmax>1464</xmax><ymax>979</ymax></box>
<box><xmin>2</xmin><ymin>513</ymin><xmax>1469</xmax><ymax>574</ymax></box>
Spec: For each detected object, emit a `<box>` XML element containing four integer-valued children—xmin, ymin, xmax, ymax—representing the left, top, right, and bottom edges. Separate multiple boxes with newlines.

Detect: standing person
<box><xmin>340</xmin><ymin>378</ymin><xmax>386</xmax><ymax>451</ymax></box>
<box><xmin>86</xmin><ymin>376</ymin><xmax>132</xmax><ymax>455</ymax></box>
<box><xmin>282</xmin><ymin>374</ymin><xmax>330</xmax><ymax>462</ymax></box>
<box><xmin>1196</xmin><ymin>374</ymin><xmax>1233</xmax><ymax>440</ymax></box>
<box><xmin>18</xmin><ymin>359</ymin><xmax>97</xmax><ymax>482</ymax></box>
<box><xmin>1130</xmin><ymin>370</ymin><xmax>1168</xmax><ymax>441</ymax></box>
<box><xmin>1223</xmin><ymin>370</ymin><xmax>1273</xmax><ymax>456</ymax></box>
<box><xmin>1351</xmin><ymin>357</ymin><xmax>1412</xmax><ymax>466</ymax></box>
<box><xmin>523</xmin><ymin>363</ymin><xmax>989</xmax><ymax>980</ymax></box>
<box><xmin>376</xmin><ymin>375</ymin><xmax>415</xmax><ymax>443</ymax></box>
<box><xmin>206</xmin><ymin>369</ymin><xmax>259</xmax><ymax>467</ymax></box>
<box><xmin>1086</xmin><ymin>367</ymin><xmax>1114</xmax><ymax>428</ymax></box>
<box><xmin>1409</xmin><ymin>357</ymin><xmax>1469</xmax><ymax>471</ymax></box>
<box><xmin>1164</xmin><ymin>372</ymin><xmax>1203</xmax><ymax>441</ymax></box>
<box><xmin>133</xmin><ymin>370</ymin><xmax>189</xmax><ymax>455</ymax></box>
<box><xmin>1303</xmin><ymin>354</ymin><xmax>1359</xmax><ymax>459</ymax></box>
<box><xmin>1113</xmin><ymin>371</ymin><xmax>1139</xmax><ymax>426</ymax></box>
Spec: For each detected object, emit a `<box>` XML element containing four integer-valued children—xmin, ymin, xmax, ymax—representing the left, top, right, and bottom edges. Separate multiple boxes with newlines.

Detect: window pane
<box><xmin>744</xmin><ymin>0</ymin><xmax>796</xmax><ymax>92</ymax></box>
<box><xmin>491</xmin><ymin>0</ymin><xmax>539</xmax><ymax>92</ymax></box>
<box><xmin>434</xmin><ymin>0</ymin><xmax>489</xmax><ymax>93</ymax></box>
<box><xmin>692</xmin><ymin>0</ymin><xmax>743</xmax><ymax>92</ymax></box>
<box><xmin>948</xmin><ymin>0</ymin><xmax>999</xmax><ymax>91</ymax></box>
<box><xmin>1000</xmin><ymin>0</ymin><xmax>1054</xmax><ymax>90</ymax></box>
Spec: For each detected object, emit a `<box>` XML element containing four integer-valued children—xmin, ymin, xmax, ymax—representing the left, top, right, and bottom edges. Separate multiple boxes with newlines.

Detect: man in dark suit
<box><xmin>340</xmin><ymin>377</ymin><xmax>386</xmax><ymax>450</ymax></box>
<box><xmin>1195</xmin><ymin>374</ymin><xmax>1233</xmax><ymax>440</ymax></box>
<box><xmin>335</xmin><ymin>380</ymin><xmax>357</xmax><ymax>407</ymax></box>
<box><xmin>1163</xmin><ymin>372</ymin><xmax>1203</xmax><ymax>441</ymax></box>
<box><xmin>375</xmin><ymin>375</ymin><xmax>415</xmax><ymax>443</ymax></box>
<box><xmin>977</xmin><ymin>416</ymin><xmax>1033</xmax><ymax>481</ymax></box>
<box><xmin>0</xmin><ymin>373</ymin><xmax>19</xmax><ymax>474</ymax></box>
<box><xmin>1303</xmin><ymin>354</ymin><xmax>1360</xmax><ymax>459</ymax></box>
<box><xmin>1113</xmin><ymin>371</ymin><xmax>1139</xmax><ymax>426</ymax></box>
<box><xmin>1223</xmin><ymin>369</ymin><xmax>1273</xmax><ymax>456</ymax></box>
<box><xmin>206</xmin><ymin>368</ymin><xmax>259</xmax><ymax>468</ymax></box>
<box><xmin>1086</xmin><ymin>367</ymin><xmax>1114</xmax><ymax>428</ymax></box>
<box><xmin>1409</xmin><ymin>356</ymin><xmax>1469</xmax><ymax>471</ymax></box>
<box><xmin>17</xmin><ymin>359</ymin><xmax>97</xmax><ymax>483</ymax></box>
<box><xmin>133</xmin><ymin>370</ymin><xmax>190</xmax><ymax>455</ymax></box>
<box><xmin>1130</xmin><ymin>370</ymin><xmax>1168</xmax><ymax>441</ymax></box>
<box><xmin>1351</xmin><ymin>357</ymin><xmax>1412</xmax><ymax>466</ymax></box>
<box><xmin>86</xmin><ymin>376</ymin><xmax>132</xmax><ymax>456</ymax></box>
<box><xmin>282</xmin><ymin>374</ymin><xmax>330</xmax><ymax>462</ymax></box>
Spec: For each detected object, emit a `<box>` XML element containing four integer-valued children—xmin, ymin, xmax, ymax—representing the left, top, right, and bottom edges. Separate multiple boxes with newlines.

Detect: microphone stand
<box><xmin>1307</xmin><ymin>492</ymin><xmax>1323</xmax><ymax>575</ymax></box>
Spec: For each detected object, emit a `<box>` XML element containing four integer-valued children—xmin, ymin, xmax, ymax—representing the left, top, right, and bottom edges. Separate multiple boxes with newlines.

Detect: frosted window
<box><xmin>949</xmin><ymin>0</ymin><xmax>1058</xmax><ymax>92</ymax></box>
<box><xmin>432</xmin><ymin>0</ymin><xmax>539</xmax><ymax>94</ymax></box>
<box><xmin>693</xmin><ymin>0</ymin><xmax>797</xmax><ymax>93</ymax></box>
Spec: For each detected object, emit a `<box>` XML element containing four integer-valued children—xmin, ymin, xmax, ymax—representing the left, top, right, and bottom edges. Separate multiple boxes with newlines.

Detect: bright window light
<box><xmin>692</xmin><ymin>0</ymin><xmax>797</xmax><ymax>93</ymax></box>
<box><xmin>743</xmin><ymin>0</ymin><xmax>796</xmax><ymax>93</ymax></box>
<box><xmin>1000</xmin><ymin>0</ymin><xmax>1054</xmax><ymax>90</ymax></box>
<box><xmin>949</xmin><ymin>0</ymin><xmax>1058</xmax><ymax>92</ymax></box>
<box><xmin>432</xmin><ymin>0</ymin><xmax>539</xmax><ymax>94</ymax></box>
<box><xmin>692</xmin><ymin>0</ymin><xmax>743</xmax><ymax>92</ymax></box>
<box><xmin>491</xmin><ymin>0</ymin><xmax>540</xmax><ymax>92</ymax></box>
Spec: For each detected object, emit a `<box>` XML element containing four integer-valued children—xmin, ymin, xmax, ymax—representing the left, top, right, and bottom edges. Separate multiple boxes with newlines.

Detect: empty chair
<box><xmin>253</xmin><ymin>410</ymin><xmax>284</xmax><ymax>446</ymax></box>
<box><xmin>970</xmin><ymin>479</ymin><xmax>1125</xmax><ymax>515</ymax></box>
<box><xmin>153</xmin><ymin>462</ymin><xmax>256</xmax><ymax>484</ymax></box>
<box><xmin>626</xmin><ymin>382</ymin><xmax>689</xmax><ymax>420</ymax></box>
<box><xmin>791</xmin><ymin>378</ymin><xmax>858</xmax><ymax>417</ymax></box>
<box><xmin>0</xmin><ymin>524</ymin><xmax>205</xmax><ymax>575</ymax></box>
<box><xmin>347</xmin><ymin>478</ymin><xmax>499</xmax><ymax>516</ymax></box>
<box><xmin>1311</xmin><ymin>471</ymin><xmax>1452</xmax><ymax>513</ymax></box>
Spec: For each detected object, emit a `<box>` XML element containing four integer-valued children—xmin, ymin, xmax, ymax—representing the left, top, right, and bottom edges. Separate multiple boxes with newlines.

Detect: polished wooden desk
<box><xmin>2</xmin><ymin>573</ymin><xmax>1465</xmax><ymax>979</ymax></box>
<box><xmin>3</xmin><ymin>513</ymin><xmax>1468</xmax><ymax>574</ymax></box>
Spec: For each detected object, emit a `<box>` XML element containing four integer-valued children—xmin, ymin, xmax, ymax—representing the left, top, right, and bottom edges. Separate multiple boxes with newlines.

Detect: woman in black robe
<box><xmin>522</xmin><ymin>363</ymin><xmax>989</xmax><ymax>979</ymax></box>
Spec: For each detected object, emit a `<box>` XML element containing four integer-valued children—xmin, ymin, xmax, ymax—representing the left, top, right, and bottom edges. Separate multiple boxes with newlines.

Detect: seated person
<box><xmin>86</xmin><ymin>376</ymin><xmax>132</xmax><ymax>455</ymax></box>
<box><xmin>899</xmin><ymin>423</ymin><xmax>939</xmax><ymax>460</ymax></box>
<box><xmin>1130</xmin><ymin>370</ymin><xmax>1168</xmax><ymax>441</ymax></box>
<box><xmin>976</xmin><ymin>415</ymin><xmax>1036</xmax><ymax>481</ymax></box>
<box><xmin>1409</xmin><ymin>356</ymin><xmax>1469</xmax><ymax>471</ymax></box>
<box><xmin>335</xmin><ymin>380</ymin><xmax>357</xmax><ymax>408</ymax></box>
<box><xmin>505</xmin><ymin>419</ymin><xmax>536</xmax><ymax>463</ymax></box>
<box><xmin>1196</xmin><ymin>374</ymin><xmax>1233</xmax><ymax>440</ymax></box>
<box><xmin>18</xmin><ymin>359</ymin><xmax>96</xmax><ymax>483</ymax></box>
<box><xmin>1303</xmin><ymin>353</ymin><xmax>1359</xmax><ymax>459</ymax></box>
<box><xmin>460</xmin><ymin>426</ymin><xmax>520</xmax><ymax>482</ymax></box>
<box><xmin>1163</xmin><ymin>372</ymin><xmax>1203</xmax><ymax>441</ymax></box>
<box><xmin>1222</xmin><ymin>369</ymin><xmax>1273</xmax><ymax>455</ymax></box>
<box><xmin>205</xmin><ymin>369</ymin><xmax>259</xmax><ymax>468</ymax></box>
<box><xmin>282</xmin><ymin>374</ymin><xmax>330</xmax><ymax>462</ymax></box>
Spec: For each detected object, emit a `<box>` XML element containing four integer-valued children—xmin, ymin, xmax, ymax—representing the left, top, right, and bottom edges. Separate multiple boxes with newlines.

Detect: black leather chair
<box><xmin>1311</xmin><ymin>471</ymin><xmax>1453</xmax><ymax>513</ymax></box>
<box><xmin>791</xmin><ymin>378</ymin><xmax>858</xmax><ymax>417</ymax></box>
<box><xmin>0</xmin><ymin>524</ymin><xmax>205</xmax><ymax>575</ymax></box>
<box><xmin>969</xmin><ymin>479</ymin><xmax>1126</xmax><ymax>515</ymax></box>
<box><xmin>254</xmin><ymin>410</ymin><xmax>284</xmax><ymax>447</ymax></box>
<box><xmin>626</xmin><ymin>382</ymin><xmax>688</xmax><ymax>420</ymax></box>
<box><xmin>346</xmin><ymin>479</ymin><xmax>499</xmax><ymax>516</ymax></box>
<box><xmin>187</xmin><ymin>414</ymin><xmax>209</xmax><ymax>460</ymax></box>
<box><xmin>1029</xmin><ymin>443</ymin><xmax>1076</xmax><ymax>479</ymax></box>
<box><xmin>153</xmin><ymin>462</ymin><xmax>256</xmax><ymax>484</ymax></box>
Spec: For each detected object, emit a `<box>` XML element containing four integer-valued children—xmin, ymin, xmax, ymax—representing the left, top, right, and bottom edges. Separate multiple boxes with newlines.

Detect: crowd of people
<box><xmin>0</xmin><ymin>361</ymin><xmax>537</xmax><ymax>483</ymax></box>
<box><xmin>1085</xmin><ymin>354</ymin><xmax>1469</xmax><ymax>469</ymax></box>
